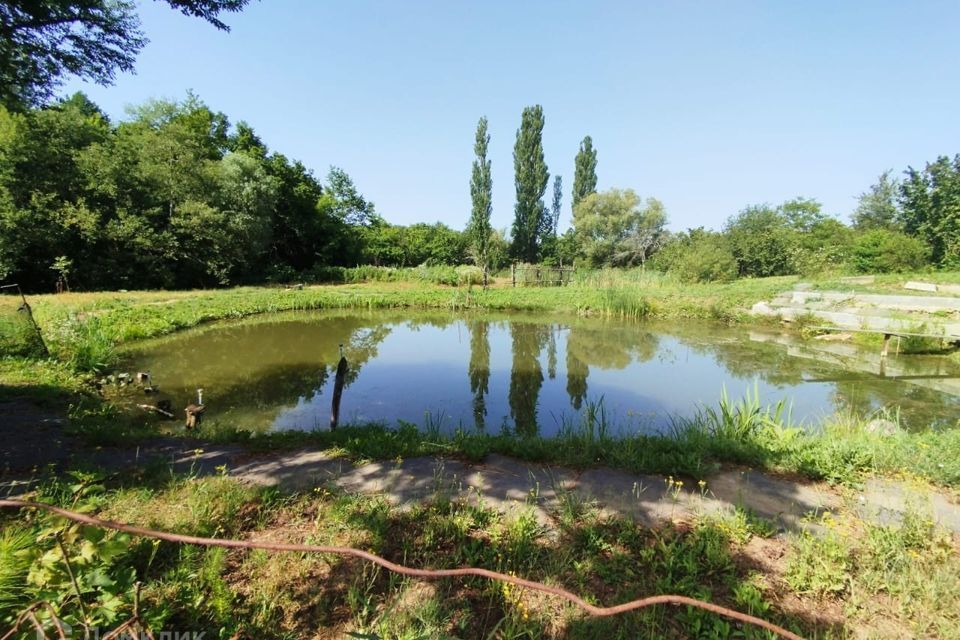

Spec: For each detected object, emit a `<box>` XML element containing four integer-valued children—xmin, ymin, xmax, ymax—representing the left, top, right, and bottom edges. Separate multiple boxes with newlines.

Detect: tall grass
<box><xmin>598</xmin><ymin>286</ymin><xmax>653</xmax><ymax>319</ymax></box>
<box><xmin>307</xmin><ymin>265</ymin><xmax>484</xmax><ymax>287</ymax></box>
<box><xmin>48</xmin><ymin>315</ymin><xmax>117</xmax><ymax>373</ymax></box>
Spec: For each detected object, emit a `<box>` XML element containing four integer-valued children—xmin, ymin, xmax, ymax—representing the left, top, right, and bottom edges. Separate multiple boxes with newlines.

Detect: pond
<box><xmin>123</xmin><ymin>310</ymin><xmax>960</xmax><ymax>435</ymax></box>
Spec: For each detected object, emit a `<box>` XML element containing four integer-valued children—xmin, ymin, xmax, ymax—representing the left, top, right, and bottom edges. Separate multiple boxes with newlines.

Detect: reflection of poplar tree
<box><xmin>547</xmin><ymin>325</ymin><xmax>557</xmax><ymax>380</ymax></box>
<box><xmin>509</xmin><ymin>323</ymin><xmax>547</xmax><ymax>436</ymax></box>
<box><xmin>468</xmin><ymin>321</ymin><xmax>491</xmax><ymax>430</ymax></box>
<box><xmin>566</xmin><ymin>347</ymin><xmax>589</xmax><ymax>411</ymax></box>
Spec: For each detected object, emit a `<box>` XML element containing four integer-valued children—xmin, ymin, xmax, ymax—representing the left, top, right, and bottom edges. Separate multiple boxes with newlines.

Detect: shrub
<box><xmin>672</xmin><ymin>236</ymin><xmax>738</xmax><ymax>283</ymax></box>
<box><xmin>851</xmin><ymin>229</ymin><xmax>929</xmax><ymax>273</ymax></box>
<box><xmin>454</xmin><ymin>265</ymin><xmax>484</xmax><ymax>285</ymax></box>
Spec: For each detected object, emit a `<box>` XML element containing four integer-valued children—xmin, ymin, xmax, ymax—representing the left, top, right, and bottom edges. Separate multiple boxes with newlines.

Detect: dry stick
<box><xmin>1</xmin><ymin>499</ymin><xmax>804</xmax><ymax>640</ymax></box>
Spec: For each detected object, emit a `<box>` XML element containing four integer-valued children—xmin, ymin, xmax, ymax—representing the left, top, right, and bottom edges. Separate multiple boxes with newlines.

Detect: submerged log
<box><xmin>330</xmin><ymin>346</ymin><xmax>348</xmax><ymax>430</ymax></box>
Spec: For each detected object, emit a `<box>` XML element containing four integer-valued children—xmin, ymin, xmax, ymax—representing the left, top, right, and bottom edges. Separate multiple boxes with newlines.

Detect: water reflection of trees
<box><xmin>468</xmin><ymin>321</ymin><xmax>490</xmax><ymax>430</ymax></box>
<box><xmin>128</xmin><ymin>315</ymin><xmax>392</xmax><ymax>428</ymax></box>
<box><xmin>509</xmin><ymin>323</ymin><xmax>549</xmax><ymax>435</ymax></box>
<box><xmin>566</xmin><ymin>325</ymin><xmax>660</xmax><ymax>370</ymax></box>
<box><xmin>566</xmin><ymin>348</ymin><xmax>588</xmax><ymax>411</ymax></box>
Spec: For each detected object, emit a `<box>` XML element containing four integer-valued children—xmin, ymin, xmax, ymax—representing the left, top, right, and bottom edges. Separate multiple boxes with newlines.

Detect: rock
<box><xmin>904</xmin><ymin>281</ymin><xmax>938</xmax><ymax>292</ymax></box>
<box><xmin>865</xmin><ymin>418</ymin><xmax>900</xmax><ymax>437</ymax></box>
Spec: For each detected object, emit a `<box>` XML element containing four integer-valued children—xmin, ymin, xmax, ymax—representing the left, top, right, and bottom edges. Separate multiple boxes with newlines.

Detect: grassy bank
<box><xmin>2</xmin><ymin>273</ymin><xmax>795</xmax><ymax>363</ymax></box>
<box><xmin>3</xmin><ymin>274</ymin><xmax>960</xmax><ymax>638</ymax></box>
<box><xmin>64</xmin><ymin>390</ymin><xmax>960</xmax><ymax>489</ymax></box>
<box><xmin>9</xmin><ymin>267</ymin><xmax>960</xmax><ymax>368</ymax></box>
<box><xmin>2</xmin><ymin>462</ymin><xmax>957</xmax><ymax>638</ymax></box>
<box><xmin>2</xmin><ymin>272</ymin><xmax>960</xmax><ymax>489</ymax></box>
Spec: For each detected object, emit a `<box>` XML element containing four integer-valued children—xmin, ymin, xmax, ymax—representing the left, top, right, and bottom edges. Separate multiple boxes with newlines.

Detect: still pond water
<box><xmin>125</xmin><ymin>310</ymin><xmax>960</xmax><ymax>435</ymax></box>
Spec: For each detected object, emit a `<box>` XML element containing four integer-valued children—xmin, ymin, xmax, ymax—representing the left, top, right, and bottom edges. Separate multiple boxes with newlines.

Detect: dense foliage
<box><xmin>572</xmin><ymin>189</ymin><xmax>666</xmax><ymax>268</ymax></box>
<box><xmin>0</xmin><ymin>93</ymin><xmax>470</xmax><ymax>291</ymax></box>
<box><xmin>1</xmin><ymin>91</ymin><xmax>958</xmax><ymax>291</ymax></box>
<box><xmin>0</xmin><ymin>0</ymin><xmax>250</xmax><ymax>109</ymax></box>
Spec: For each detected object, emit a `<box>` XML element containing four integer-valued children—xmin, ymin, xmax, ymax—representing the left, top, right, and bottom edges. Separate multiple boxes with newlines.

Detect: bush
<box><xmin>672</xmin><ymin>236</ymin><xmax>738</xmax><ymax>283</ymax></box>
<box><xmin>454</xmin><ymin>265</ymin><xmax>484</xmax><ymax>285</ymax></box>
<box><xmin>851</xmin><ymin>229</ymin><xmax>929</xmax><ymax>273</ymax></box>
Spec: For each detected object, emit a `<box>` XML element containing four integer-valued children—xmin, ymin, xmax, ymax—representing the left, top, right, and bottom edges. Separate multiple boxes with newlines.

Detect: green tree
<box><xmin>780</xmin><ymin>197</ymin><xmax>827</xmax><ymax>232</ymax></box>
<box><xmin>724</xmin><ymin>204</ymin><xmax>794</xmax><ymax>277</ymax></box>
<box><xmin>540</xmin><ymin>175</ymin><xmax>564</xmax><ymax>264</ymax></box>
<box><xmin>550</xmin><ymin>174</ymin><xmax>562</xmax><ymax>236</ymax></box>
<box><xmin>467</xmin><ymin>116</ymin><xmax>492</xmax><ymax>273</ymax></box>
<box><xmin>263</xmin><ymin>151</ymin><xmax>350</xmax><ymax>271</ymax></box>
<box><xmin>853</xmin><ymin>170</ymin><xmax>901</xmax><ymax>230</ymax></box>
<box><xmin>657</xmin><ymin>230</ymin><xmax>738</xmax><ymax>283</ymax></box>
<box><xmin>899</xmin><ymin>155</ymin><xmax>960</xmax><ymax>266</ymax></box>
<box><xmin>852</xmin><ymin>228</ymin><xmax>929</xmax><ymax>273</ymax></box>
<box><xmin>511</xmin><ymin>105</ymin><xmax>549</xmax><ymax>263</ymax></box>
<box><xmin>0</xmin><ymin>96</ymin><xmax>111</xmax><ymax>288</ymax></box>
<box><xmin>325</xmin><ymin>166</ymin><xmax>376</xmax><ymax>226</ymax></box>
<box><xmin>572</xmin><ymin>188</ymin><xmax>667</xmax><ymax>267</ymax></box>
<box><xmin>572</xmin><ymin>135</ymin><xmax>597</xmax><ymax>210</ymax></box>
<box><xmin>0</xmin><ymin>1</ymin><xmax>250</xmax><ymax>109</ymax></box>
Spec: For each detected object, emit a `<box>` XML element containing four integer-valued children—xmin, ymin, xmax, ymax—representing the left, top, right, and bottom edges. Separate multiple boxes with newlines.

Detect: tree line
<box><xmin>468</xmin><ymin>103</ymin><xmax>960</xmax><ymax>282</ymax></box>
<box><xmin>3</xmin><ymin>1</ymin><xmax>959</xmax><ymax>291</ymax></box>
<box><xmin>0</xmin><ymin>93</ymin><xmax>473</xmax><ymax>291</ymax></box>
<box><xmin>1</xmin><ymin>92</ymin><xmax>957</xmax><ymax>292</ymax></box>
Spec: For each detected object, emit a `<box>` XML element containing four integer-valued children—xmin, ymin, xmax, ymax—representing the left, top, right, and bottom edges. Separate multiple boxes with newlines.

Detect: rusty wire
<box><xmin>0</xmin><ymin>498</ymin><xmax>805</xmax><ymax>640</ymax></box>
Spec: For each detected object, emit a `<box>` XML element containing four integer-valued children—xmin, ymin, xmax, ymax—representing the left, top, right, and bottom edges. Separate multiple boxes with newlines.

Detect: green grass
<box><xmin>3</xmin><ymin>270</ymin><xmax>960</xmax><ymax>638</ymax></box>
<box><xmin>0</xmin><ymin>470</ymin><xmax>828</xmax><ymax>639</ymax></box>
<box><xmin>0</xmin><ymin>275</ymin><xmax>793</xmax><ymax>355</ymax></box>
<box><xmin>786</xmin><ymin>508</ymin><xmax>960</xmax><ymax>638</ymax></box>
<box><xmin>6</xmin><ymin>464</ymin><xmax>955</xmax><ymax>638</ymax></box>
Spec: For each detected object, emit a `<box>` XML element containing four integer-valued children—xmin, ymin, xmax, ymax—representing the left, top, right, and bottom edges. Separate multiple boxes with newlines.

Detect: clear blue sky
<box><xmin>64</xmin><ymin>0</ymin><xmax>960</xmax><ymax>232</ymax></box>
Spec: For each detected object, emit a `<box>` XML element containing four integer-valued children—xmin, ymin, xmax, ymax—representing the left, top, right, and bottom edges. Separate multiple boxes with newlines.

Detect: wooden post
<box><xmin>881</xmin><ymin>333</ymin><xmax>892</xmax><ymax>360</ymax></box>
<box><xmin>330</xmin><ymin>349</ymin><xmax>348</xmax><ymax>430</ymax></box>
<box><xmin>184</xmin><ymin>405</ymin><xmax>205</xmax><ymax>428</ymax></box>
<box><xmin>511</xmin><ymin>264</ymin><xmax>516</xmax><ymax>288</ymax></box>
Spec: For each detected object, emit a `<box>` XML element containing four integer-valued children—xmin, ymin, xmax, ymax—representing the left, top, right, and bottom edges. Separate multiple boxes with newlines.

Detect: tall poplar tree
<box><xmin>572</xmin><ymin>135</ymin><xmax>598</xmax><ymax>210</ymax></box>
<box><xmin>511</xmin><ymin>105</ymin><xmax>549</xmax><ymax>262</ymax></box>
<box><xmin>550</xmin><ymin>175</ymin><xmax>563</xmax><ymax>237</ymax></box>
<box><xmin>467</xmin><ymin>116</ymin><xmax>492</xmax><ymax>273</ymax></box>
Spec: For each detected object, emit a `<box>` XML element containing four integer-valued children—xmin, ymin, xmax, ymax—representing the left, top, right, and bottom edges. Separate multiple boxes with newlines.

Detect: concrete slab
<box><xmin>904</xmin><ymin>281</ymin><xmax>938</xmax><ymax>293</ymax></box>
<box><xmin>856</xmin><ymin>478</ymin><xmax>960</xmax><ymax>531</ymax></box>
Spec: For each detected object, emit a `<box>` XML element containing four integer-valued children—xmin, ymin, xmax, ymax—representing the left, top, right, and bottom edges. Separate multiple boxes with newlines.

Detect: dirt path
<box><xmin>3</xmin><ymin>401</ymin><xmax>958</xmax><ymax>533</ymax></box>
<box><xmin>3</xmin><ymin>437</ymin><xmax>952</xmax><ymax>535</ymax></box>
